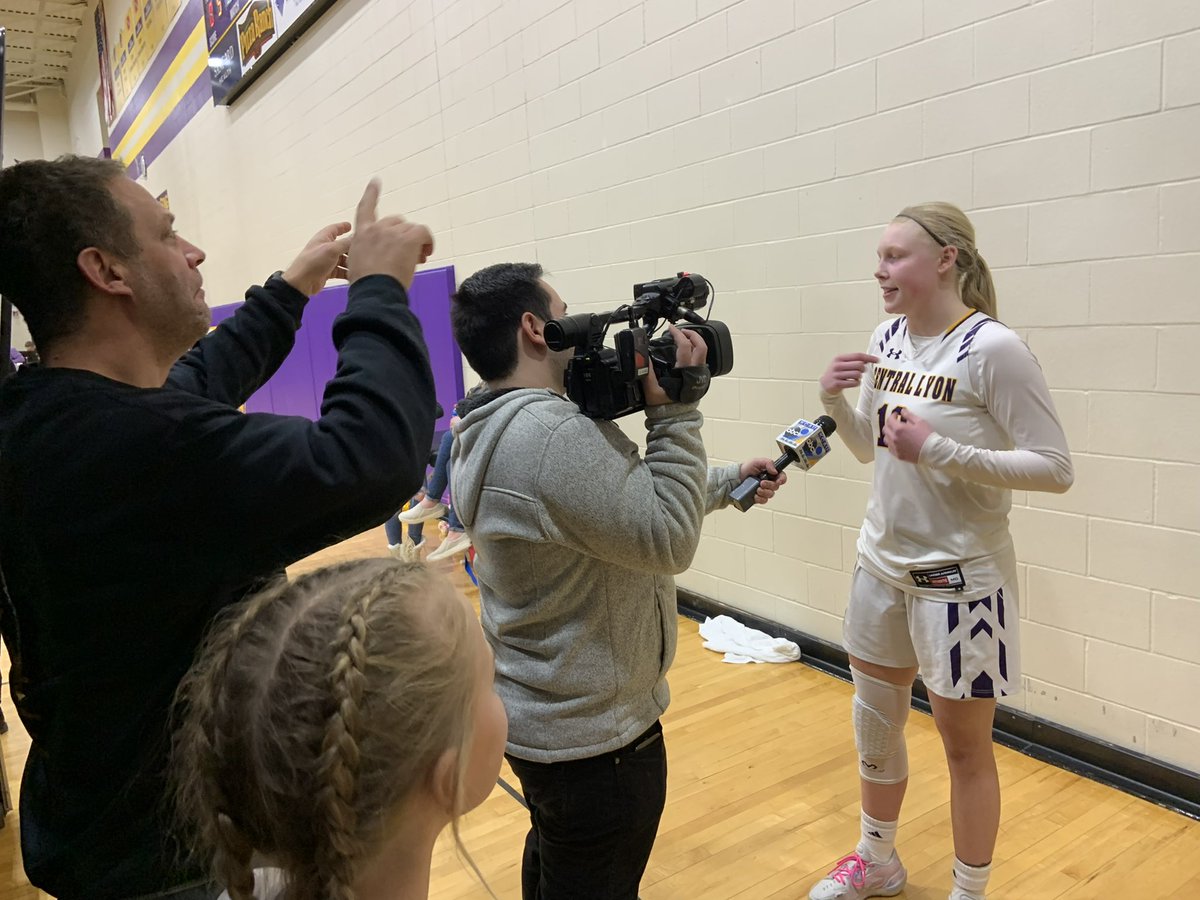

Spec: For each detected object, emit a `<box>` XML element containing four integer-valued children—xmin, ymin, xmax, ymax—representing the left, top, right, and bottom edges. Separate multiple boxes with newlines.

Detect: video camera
<box><xmin>543</xmin><ymin>273</ymin><xmax>734</xmax><ymax>420</ymax></box>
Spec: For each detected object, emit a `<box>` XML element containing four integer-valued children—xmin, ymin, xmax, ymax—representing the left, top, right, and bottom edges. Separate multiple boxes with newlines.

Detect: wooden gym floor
<box><xmin>0</xmin><ymin>527</ymin><xmax>1196</xmax><ymax>899</ymax></box>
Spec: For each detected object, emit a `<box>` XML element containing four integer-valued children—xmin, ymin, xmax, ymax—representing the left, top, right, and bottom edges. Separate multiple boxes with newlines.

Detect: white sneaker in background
<box><xmin>397</xmin><ymin>502</ymin><xmax>447</xmax><ymax>524</ymax></box>
<box><xmin>427</xmin><ymin>530</ymin><xmax>471</xmax><ymax>563</ymax></box>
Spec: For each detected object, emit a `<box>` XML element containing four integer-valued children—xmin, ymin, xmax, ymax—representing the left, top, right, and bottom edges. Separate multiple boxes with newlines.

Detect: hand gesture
<box><xmin>281</xmin><ymin>222</ymin><xmax>352</xmax><ymax>297</ymax></box>
<box><xmin>820</xmin><ymin>352</ymin><xmax>879</xmax><ymax>395</ymax></box>
<box><xmin>881</xmin><ymin>407</ymin><xmax>934</xmax><ymax>463</ymax></box>
<box><xmin>346</xmin><ymin>179</ymin><xmax>435</xmax><ymax>289</ymax></box>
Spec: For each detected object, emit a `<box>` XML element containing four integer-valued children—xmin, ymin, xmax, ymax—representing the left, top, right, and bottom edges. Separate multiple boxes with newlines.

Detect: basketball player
<box><xmin>809</xmin><ymin>203</ymin><xmax>1073</xmax><ymax>900</ymax></box>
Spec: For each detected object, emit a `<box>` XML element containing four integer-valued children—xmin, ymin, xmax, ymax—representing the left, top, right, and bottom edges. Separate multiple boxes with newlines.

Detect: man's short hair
<box><xmin>0</xmin><ymin>156</ymin><xmax>140</xmax><ymax>351</ymax></box>
<box><xmin>451</xmin><ymin>263</ymin><xmax>552</xmax><ymax>381</ymax></box>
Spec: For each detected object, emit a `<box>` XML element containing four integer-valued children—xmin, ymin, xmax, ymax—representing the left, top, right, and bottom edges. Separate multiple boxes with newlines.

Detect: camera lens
<box><xmin>544</xmin><ymin>313</ymin><xmax>598</xmax><ymax>351</ymax></box>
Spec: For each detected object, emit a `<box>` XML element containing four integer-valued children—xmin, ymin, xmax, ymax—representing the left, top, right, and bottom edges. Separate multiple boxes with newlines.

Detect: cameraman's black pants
<box><xmin>506</xmin><ymin>720</ymin><xmax>667</xmax><ymax>900</ymax></box>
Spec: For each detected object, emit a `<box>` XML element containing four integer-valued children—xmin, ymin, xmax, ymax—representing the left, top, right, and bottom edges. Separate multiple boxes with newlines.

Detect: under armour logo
<box><xmin>886</xmin><ymin>349</ymin><xmax>902</xmax><ymax>359</ymax></box>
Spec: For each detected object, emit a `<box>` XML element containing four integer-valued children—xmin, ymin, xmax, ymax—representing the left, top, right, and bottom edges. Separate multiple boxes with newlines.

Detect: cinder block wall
<box><xmin>65</xmin><ymin>0</ymin><xmax>1200</xmax><ymax>772</ymax></box>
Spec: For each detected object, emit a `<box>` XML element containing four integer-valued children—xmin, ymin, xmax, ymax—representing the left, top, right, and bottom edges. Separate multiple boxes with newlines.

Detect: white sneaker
<box><xmin>388</xmin><ymin>538</ymin><xmax>426</xmax><ymax>562</ymax></box>
<box><xmin>427</xmin><ymin>531</ymin><xmax>471</xmax><ymax>562</ymax></box>
<box><xmin>809</xmin><ymin>851</ymin><xmax>906</xmax><ymax>900</ymax></box>
<box><xmin>397</xmin><ymin>502</ymin><xmax>447</xmax><ymax>524</ymax></box>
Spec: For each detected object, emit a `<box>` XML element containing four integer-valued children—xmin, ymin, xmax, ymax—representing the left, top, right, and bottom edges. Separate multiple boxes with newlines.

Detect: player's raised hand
<box><xmin>820</xmin><ymin>353</ymin><xmax>879</xmax><ymax>395</ymax></box>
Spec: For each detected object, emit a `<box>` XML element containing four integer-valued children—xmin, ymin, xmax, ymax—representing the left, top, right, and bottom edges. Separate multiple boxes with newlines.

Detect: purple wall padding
<box><xmin>207</xmin><ymin>266</ymin><xmax>463</xmax><ymax>429</ymax></box>
<box><xmin>407</xmin><ymin>266</ymin><xmax>466</xmax><ymax>432</ymax></box>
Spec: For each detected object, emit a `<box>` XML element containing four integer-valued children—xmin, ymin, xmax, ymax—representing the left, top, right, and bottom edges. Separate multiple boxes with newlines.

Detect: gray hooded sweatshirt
<box><xmin>452</xmin><ymin>388</ymin><xmax>740</xmax><ymax>763</ymax></box>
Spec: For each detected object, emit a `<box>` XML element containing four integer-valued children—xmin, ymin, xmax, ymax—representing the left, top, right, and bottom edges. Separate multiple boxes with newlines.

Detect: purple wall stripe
<box><xmin>133</xmin><ymin>71</ymin><xmax>211</xmax><ymax>171</ymax></box>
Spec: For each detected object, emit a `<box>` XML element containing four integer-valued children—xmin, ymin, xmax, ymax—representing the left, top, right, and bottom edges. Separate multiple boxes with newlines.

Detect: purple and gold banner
<box><xmin>104</xmin><ymin>0</ymin><xmax>188</xmax><ymax>117</ymax></box>
<box><xmin>98</xmin><ymin>0</ymin><xmax>338</xmax><ymax>170</ymax></box>
<box><xmin>106</xmin><ymin>0</ymin><xmax>209</xmax><ymax>170</ymax></box>
<box><xmin>208</xmin><ymin>0</ymin><xmax>337</xmax><ymax>105</ymax></box>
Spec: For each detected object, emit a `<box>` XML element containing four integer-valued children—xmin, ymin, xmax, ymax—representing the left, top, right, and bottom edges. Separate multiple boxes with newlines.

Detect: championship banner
<box><xmin>96</xmin><ymin>0</ymin><xmax>338</xmax><ymax>170</ymax></box>
<box><xmin>207</xmin><ymin>0</ymin><xmax>339</xmax><ymax>105</ymax></box>
<box><xmin>106</xmin><ymin>0</ymin><xmax>188</xmax><ymax>115</ymax></box>
<box><xmin>100</xmin><ymin>0</ymin><xmax>210</xmax><ymax>169</ymax></box>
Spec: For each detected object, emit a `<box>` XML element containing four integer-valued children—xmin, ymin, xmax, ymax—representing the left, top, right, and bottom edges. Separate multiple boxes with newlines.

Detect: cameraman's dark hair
<box><xmin>0</xmin><ymin>155</ymin><xmax>140</xmax><ymax>352</ymax></box>
<box><xmin>451</xmin><ymin>263</ymin><xmax>552</xmax><ymax>381</ymax></box>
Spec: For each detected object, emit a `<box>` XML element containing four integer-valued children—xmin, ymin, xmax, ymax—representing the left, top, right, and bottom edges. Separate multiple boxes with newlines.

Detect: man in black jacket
<box><xmin>0</xmin><ymin>156</ymin><xmax>438</xmax><ymax>899</ymax></box>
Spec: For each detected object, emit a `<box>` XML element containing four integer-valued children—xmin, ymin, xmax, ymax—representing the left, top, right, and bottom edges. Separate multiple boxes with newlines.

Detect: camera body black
<box><xmin>543</xmin><ymin>273</ymin><xmax>733</xmax><ymax>420</ymax></box>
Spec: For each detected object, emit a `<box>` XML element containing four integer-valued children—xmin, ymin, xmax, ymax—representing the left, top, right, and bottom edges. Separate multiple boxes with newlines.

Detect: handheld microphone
<box><xmin>729</xmin><ymin>415</ymin><xmax>837</xmax><ymax>512</ymax></box>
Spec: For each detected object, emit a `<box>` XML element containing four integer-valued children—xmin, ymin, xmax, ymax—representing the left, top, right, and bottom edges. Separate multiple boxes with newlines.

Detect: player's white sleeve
<box><xmin>820</xmin><ymin>342</ymin><xmax>879</xmax><ymax>465</ymax></box>
<box><xmin>919</xmin><ymin>328</ymin><xmax>1074</xmax><ymax>493</ymax></box>
<box><xmin>820</xmin><ymin>331</ymin><xmax>888</xmax><ymax>465</ymax></box>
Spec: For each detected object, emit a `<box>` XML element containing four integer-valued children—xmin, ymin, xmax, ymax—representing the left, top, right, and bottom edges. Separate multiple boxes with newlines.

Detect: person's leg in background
<box><xmin>389</xmin><ymin>439</ymin><xmax>442</xmax><ymax>561</ymax></box>
<box><xmin>505</xmin><ymin>722</ymin><xmax>667</xmax><ymax>900</ymax></box>
<box><xmin>427</xmin><ymin>494</ymin><xmax>471</xmax><ymax>562</ymax></box>
<box><xmin>386</xmin><ymin>505</ymin><xmax>427</xmax><ymax>562</ymax></box>
<box><xmin>384</xmin><ymin>510</ymin><xmax>405</xmax><ymax>551</ymax></box>
<box><xmin>400</xmin><ymin>430</ymin><xmax>453</xmax><ymax>524</ymax></box>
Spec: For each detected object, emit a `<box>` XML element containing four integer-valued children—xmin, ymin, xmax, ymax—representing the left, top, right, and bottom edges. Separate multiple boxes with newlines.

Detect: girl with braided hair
<box><xmin>172</xmin><ymin>558</ymin><xmax>507</xmax><ymax>900</ymax></box>
<box><xmin>809</xmin><ymin>203</ymin><xmax>1073</xmax><ymax>900</ymax></box>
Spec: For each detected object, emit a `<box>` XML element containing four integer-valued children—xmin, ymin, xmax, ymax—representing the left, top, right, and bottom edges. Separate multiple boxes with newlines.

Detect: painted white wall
<box><xmin>3</xmin><ymin>108</ymin><xmax>45</xmax><ymax>348</ymax></box>
<box><xmin>3</xmin><ymin>109</ymin><xmax>44</xmax><ymax>165</ymax></box>
<box><xmin>35</xmin><ymin>90</ymin><xmax>73</xmax><ymax>158</ymax></box>
<box><xmin>66</xmin><ymin>0</ymin><xmax>105</xmax><ymax>156</ymax></box>
<box><xmin>61</xmin><ymin>0</ymin><xmax>1200</xmax><ymax>773</ymax></box>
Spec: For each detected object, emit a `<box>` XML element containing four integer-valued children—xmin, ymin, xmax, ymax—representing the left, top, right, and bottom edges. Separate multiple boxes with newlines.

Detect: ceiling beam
<box><xmin>0</xmin><ymin>0</ymin><xmax>82</xmax><ymax>101</ymax></box>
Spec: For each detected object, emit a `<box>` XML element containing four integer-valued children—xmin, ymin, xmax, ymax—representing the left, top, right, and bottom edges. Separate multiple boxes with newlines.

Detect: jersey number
<box><xmin>876</xmin><ymin>404</ymin><xmax>906</xmax><ymax>447</ymax></box>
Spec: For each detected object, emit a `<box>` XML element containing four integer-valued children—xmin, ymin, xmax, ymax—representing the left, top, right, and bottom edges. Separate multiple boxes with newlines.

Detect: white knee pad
<box><xmin>851</xmin><ymin>667</ymin><xmax>911</xmax><ymax>785</ymax></box>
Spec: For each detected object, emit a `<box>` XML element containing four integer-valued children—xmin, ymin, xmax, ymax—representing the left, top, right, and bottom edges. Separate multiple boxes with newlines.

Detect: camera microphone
<box><xmin>633</xmin><ymin>272</ymin><xmax>709</xmax><ymax>310</ymax></box>
<box><xmin>729</xmin><ymin>415</ymin><xmax>837</xmax><ymax>512</ymax></box>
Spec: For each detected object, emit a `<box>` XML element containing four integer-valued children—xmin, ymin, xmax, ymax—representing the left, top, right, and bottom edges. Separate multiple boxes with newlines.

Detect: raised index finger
<box><xmin>355</xmin><ymin>178</ymin><xmax>381</xmax><ymax>232</ymax></box>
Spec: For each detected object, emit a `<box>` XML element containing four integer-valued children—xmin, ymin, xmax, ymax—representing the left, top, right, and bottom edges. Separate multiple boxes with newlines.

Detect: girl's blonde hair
<box><xmin>896</xmin><ymin>202</ymin><xmax>998</xmax><ymax>319</ymax></box>
<box><xmin>172</xmin><ymin>559</ymin><xmax>482</xmax><ymax>900</ymax></box>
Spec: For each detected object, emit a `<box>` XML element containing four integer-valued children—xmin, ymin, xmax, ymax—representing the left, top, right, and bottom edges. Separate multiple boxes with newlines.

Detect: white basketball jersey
<box><xmin>857</xmin><ymin>311</ymin><xmax>1018</xmax><ymax>601</ymax></box>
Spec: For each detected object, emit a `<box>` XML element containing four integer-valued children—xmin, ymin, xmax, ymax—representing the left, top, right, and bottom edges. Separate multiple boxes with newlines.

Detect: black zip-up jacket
<box><xmin>0</xmin><ymin>273</ymin><xmax>436</xmax><ymax>898</ymax></box>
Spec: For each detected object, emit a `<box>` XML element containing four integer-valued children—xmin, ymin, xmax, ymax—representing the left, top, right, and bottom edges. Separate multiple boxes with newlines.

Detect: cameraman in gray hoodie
<box><xmin>450</xmin><ymin>263</ymin><xmax>786</xmax><ymax>900</ymax></box>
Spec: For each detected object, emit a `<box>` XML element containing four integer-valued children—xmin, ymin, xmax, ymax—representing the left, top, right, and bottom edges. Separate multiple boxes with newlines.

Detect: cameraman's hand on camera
<box><xmin>281</xmin><ymin>221</ymin><xmax>353</xmax><ymax>297</ymax></box>
<box><xmin>819</xmin><ymin>352</ymin><xmax>879</xmax><ymax>395</ymax></box>
<box><xmin>738</xmin><ymin>458</ymin><xmax>788</xmax><ymax>506</ymax></box>
<box><xmin>643</xmin><ymin>325</ymin><xmax>706</xmax><ymax>407</ymax></box>
<box><xmin>345</xmin><ymin>179</ymin><xmax>435</xmax><ymax>290</ymax></box>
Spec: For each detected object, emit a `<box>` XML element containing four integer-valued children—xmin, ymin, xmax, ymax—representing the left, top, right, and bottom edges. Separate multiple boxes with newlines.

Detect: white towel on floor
<box><xmin>699</xmin><ymin>614</ymin><xmax>801</xmax><ymax>664</ymax></box>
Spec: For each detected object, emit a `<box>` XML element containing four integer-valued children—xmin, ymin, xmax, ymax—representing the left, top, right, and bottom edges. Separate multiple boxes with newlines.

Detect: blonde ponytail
<box><xmin>897</xmin><ymin>202</ymin><xmax>998</xmax><ymax>319</ymax></box>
